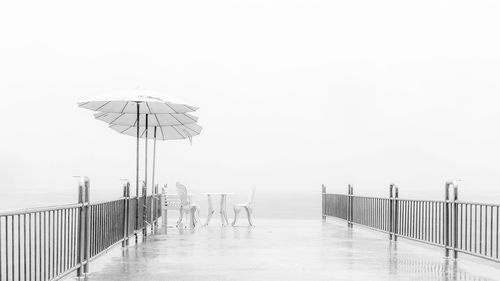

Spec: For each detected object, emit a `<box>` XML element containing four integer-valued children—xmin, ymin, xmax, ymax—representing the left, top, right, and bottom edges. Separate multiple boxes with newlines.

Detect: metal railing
<box><xmin>0</xmin><ymin>177</ymin><xmax>162</xmax><ymax>281</ymax></box>
<box><xmin>322</xmin><ymin>182</ymin><xmax>500</xmax><ymax>263</ymax></box>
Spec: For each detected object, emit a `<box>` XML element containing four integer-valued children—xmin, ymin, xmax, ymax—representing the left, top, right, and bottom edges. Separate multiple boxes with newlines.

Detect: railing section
<box><xmin>0</xmin><ymin>178</ymin><xmax>162</xmax><ymax>281</ymax></box>
<box><xmin>322</xmin><ymin>182</ymin><xmax>500</xmax><ymax>263</ymax></box>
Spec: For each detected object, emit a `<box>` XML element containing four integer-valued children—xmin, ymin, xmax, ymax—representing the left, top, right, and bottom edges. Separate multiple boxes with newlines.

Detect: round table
<box><xmin>203</xmin><ymin>193</ymin><xmax>233</xmax><ymax>226</ymax></box>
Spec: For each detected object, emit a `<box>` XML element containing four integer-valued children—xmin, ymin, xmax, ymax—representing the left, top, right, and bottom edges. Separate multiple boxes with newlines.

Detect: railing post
<box><xmin>162</xmin><ymin>184</ymin><xmax>168</xmax><ymax>228</ymax></box>
<box><xmin>151</xmin><ymin>184</ymin><xmax>158</xmax><ymax>233</ymax></box>
<box><xmin>83</xmin><ymin>178</ymin><xmax>90</xmax><ymax>274</ymax></box>
<box><xmin>322</xmin><ymin>184</ymin><xmax>326</xmax><ymax>220</ymax></box>
<box><xmin>444</xmin><ymin>181</ymin><xmax>451</xmax><ymax>258</ymax></box>
<box><xmin>394</xmin><ymin>185</ymin><xmax>399</xmax><ymax>242</ymax></box>
<box><xmin>389</xmin><ymin>184</ymin><xmax>399</xmax><ymax>241</ymax></box>
<box><xmin>153</xmin><ymin>184</ymin><xmax>159</xmax><ymax>230</ymax></box>
<box><xmin>122</xmin><ymin>180</ymin><xmax>130</xmax><ymax>247</ymax></box>
<box><xmin>347</xmin><ymin>184</ymin><xmax>353</xmax><ymax>228</ymax></box>
<box><xmin>389</xmin><ymin>185</ymin><xmax>394</xmax><ymax>240</ymax></box>
<box><xmin>452</xmin><ymin>182</ymin><xmax>459</xmax><ymax>259</ymax></box>
<box><xmin>142</xmin><ymin>181</ymin><xmax>147</xmax><ymax>237</ymax></box>
<box><xmin>76</xmin><ymin>176</ymin><xmax>90</xmax><ymax>277</ymax></box>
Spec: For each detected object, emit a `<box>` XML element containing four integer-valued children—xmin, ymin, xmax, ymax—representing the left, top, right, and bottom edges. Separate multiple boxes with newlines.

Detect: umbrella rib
<box><xmin>171</xmin><ymin>125</ymin><xmax>186</xmax><ymax>138</ymax></box>
<box><xmin>115</xmin><ymin>125</ymin><xmax>130</xmax><ymax>134</ymax></box>
<box><xmin>183</xmin><ymin>125</ymin><xmax>200</xmax><ymax>135</ymax></box>
<box><xmin>164</xmin><ymin>102</ymin><xmax>178</xmax><ymax>114</ymax></box>
<box><xmin>153</xmin><ymin>114</ymin><xmax>162</xmax><ymax>128</ymax></box>
<box><xmin>169</xmin><ymin>113</ymin><xmax>185</xmax><ymax>126</ymax></box>
<box><xmin>159</xmin><ymin>126</ymin><xmax>165</xmax><ymax>140</ymax></box>
<box><xmin>146</xmin><ymin>103</ymin><xmax>153</xmax><ymax>114</ymax></box>
<box><xmin>120</xmin><ymin>101</ymin><xmax>129</xmax><ymax>113</ymax></box>
<box><xmin>185</xmin><ymin>105</ymin><xmax>198</xmax><ymax>112</ymax></box>
<box><xmin>182</xmin><ymin>113</ymin><xmax>198</xmax><ymax>123</ymax></box>
<box><xmin>94</xmin><ymin>101</ymin><xmax>112</xmax><ymax>111</ymax></box>
<box><xmin>110</xmin><ymin>113</ymin><xmax>124</xmax><ymax>124</ymax></box>
<box><xmin>94</xmin><ymin>112</ymin><xmax>107</xmax><ymax>118</ymax></box>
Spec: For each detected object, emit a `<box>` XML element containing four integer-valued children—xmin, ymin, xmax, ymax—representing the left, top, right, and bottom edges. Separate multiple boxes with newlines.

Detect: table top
<box><xmin>203</xmin><ymin>192</ymin><xmax>233</xmax><ymax>195</ymax></box>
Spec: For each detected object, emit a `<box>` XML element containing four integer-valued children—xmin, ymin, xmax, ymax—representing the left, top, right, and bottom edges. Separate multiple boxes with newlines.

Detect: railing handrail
<box><xmin>0</xmin><ymin>202</ymin><xmax>83</xmax><ymax>216</ymax></box>
<box><xmin>325</xmin><ymin>193</ymin><xmax>500</xmax><ymax>207</ymax></box>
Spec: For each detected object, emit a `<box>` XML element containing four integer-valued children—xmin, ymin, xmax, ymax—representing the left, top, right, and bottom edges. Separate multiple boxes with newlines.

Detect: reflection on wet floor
<box><xmin>73</xmin><ymin>219</ymin><xmax>500</xmax><ymax>281</ymax></box>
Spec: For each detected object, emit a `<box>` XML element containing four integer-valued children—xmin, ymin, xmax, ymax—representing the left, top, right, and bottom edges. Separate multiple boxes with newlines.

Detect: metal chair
<box><xmin>231</xmin><ymin>186</ymin><xmax>256</xmax><ymax>226</ymax></box>
<box><xmin>176</xmin><ymin>182</ymin><xmax>200</xmax><ymax>228</ymax></box>
<box><xmin>161</xmin><ymin>185</ymin><xmax>182</xmax><ymax>228</ymax></box>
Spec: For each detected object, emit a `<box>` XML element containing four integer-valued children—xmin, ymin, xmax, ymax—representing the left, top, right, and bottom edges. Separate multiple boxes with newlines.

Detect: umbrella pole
<box><xmin>144</xmin><ymin>114</ymin><xmax>149</xmax><ymax>236</ymax></box>
<box><xmin>152</xmin><ymin>127</ymin><xmax>157</xmax><ymax>193</ymax></box>
<box><xmin>151</xmin><ymin>126</ymin><xmax>157</xmax><ymax>232</ymax></box>
<box><xmin>135</xmin><ymin>103</ymin><xmax>140</xmax><ymax>243</ymax></box>
<box><xmin>136</xmin><ymin>103</ymin><xmax>140</xmax><ymax>198</ymax></box>
<box><xmin>145</xmin><ymin>114</ymin><xmax>148</xmax><ymax>192</ymax></box>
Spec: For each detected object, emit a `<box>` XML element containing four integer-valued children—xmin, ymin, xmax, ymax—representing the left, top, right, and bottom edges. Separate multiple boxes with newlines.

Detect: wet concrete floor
<box><xmin>73</xmin><ymin>218</ymin><xmax>500</xmax><ymax>281</ymax></box>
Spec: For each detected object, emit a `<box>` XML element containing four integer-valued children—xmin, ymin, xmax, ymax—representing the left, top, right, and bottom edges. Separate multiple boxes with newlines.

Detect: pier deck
<box><xmin>72</xmin><ymin>219</ymin><xmax>500</xmax><ymax>281</ymax></box>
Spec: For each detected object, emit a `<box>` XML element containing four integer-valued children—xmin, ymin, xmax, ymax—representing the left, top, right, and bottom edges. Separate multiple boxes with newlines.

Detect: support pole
<box><xmin>76</xmin><ymin>176</ymin><xmax>90</xmax><ymax>277</ymax></box>
<box><xmin>152</xmin><ymin>127</ymin><xmax>157</xmax><ymax>194</ymax></box>
<box><xmin>142</xmin><ymin>181</ymin><xmax>148</xmax><ymax>237</ymax></box>
<box><xmin>162</xmin><ymin>184</ymin><xmax>168</xmax><ymax>228</ymax></box>
<box><xmin>151</xmin><ymin>127</ymin><xmax>157</xmax><ymax>231</ymax></box>
<box><xmin>322</xmin><ymin>184</ymin><xmax>326</xmax><ymax>220</ymax></box>
<box><xmin>83</xmin><ymin>178</ymin><xmax>90</xmax><ymax>274</ymax></box>
<box><xmin>135</xmin><ymin>102</ymin><xmax>140</xmax><ymax>243</ymax></box>
<box><xmin>122</xmin><ymin>180</ymin><xmax>130</xmax><ymax>247</ymax></box>
<box><xmin>452</xmin><ymin>182</ymin><xmax>459</xmax><ymax>259</ymax></box>
<box><xmin>145</xmin><ymin>114</ymin><xmax>148</xmax><ymax>193</ymax></box>
<box><xmin>389</xmin><ymin>185</ymin><xmax>394</xmax><ymax>240</ymax></box>
<box><xmin>348</xmin><ymin>184</ymin><xmax>353</xmax><ymax>228</ymax></box>
<box><xmin>389</xmin><ymin>184</ymin><xmax>398</xmax><ymax>241</ymax></box>
<box><xmin>394</xmin><ymin>184</ymin><xmax>399</xmax><ymax>242</ymax></box>
<box><xmin>444</xmin><ymin>181</ymin><xmax>451</xmax><ymax>258</ymax></box>
<box><xmin>136</xmin><ymin>103</ymin><xmax>140</xmax><ymax>204</ymax></box>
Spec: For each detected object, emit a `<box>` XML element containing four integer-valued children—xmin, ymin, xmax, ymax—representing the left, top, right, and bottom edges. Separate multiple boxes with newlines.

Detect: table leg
<box><xmin>220</xmin><ymin>195</ymin><xmax>230</xmax><ymax>226</ymax></box>
<box><xmin>204</xmin><ymin>194</ymin><xmax>215</xmax><ymax>226</ymax></box>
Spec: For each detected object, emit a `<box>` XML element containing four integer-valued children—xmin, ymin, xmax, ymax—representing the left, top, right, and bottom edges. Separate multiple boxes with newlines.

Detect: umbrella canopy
<box><xmin>78</xmin><ymin>89</ymin><xmax>200</xmax><ymax>199</ymax></box>
<box><xmin>78</xmin><ymin>89</ymin><xmax>198</xmax><ymax>113</ymax></box>
<box><xmin>94</xmin><ymin>111</ymin><xmax>198</xmax><ymax>127</ymax></box>
<box><xmin>110</xmin><ymin>123</ymin><xmax>202</xmax><ymax>140</ymax></box>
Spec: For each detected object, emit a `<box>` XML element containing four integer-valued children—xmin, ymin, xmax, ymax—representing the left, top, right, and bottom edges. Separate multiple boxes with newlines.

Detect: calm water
<box><xmin>0</xmin><ymin>187</ymin><xmax>319</xmax><ymax>219</ymax></box>
<box><xmin>2</xmin><ymin>184</ymin><xmax>500</xmax><ymax>219</ymax></box>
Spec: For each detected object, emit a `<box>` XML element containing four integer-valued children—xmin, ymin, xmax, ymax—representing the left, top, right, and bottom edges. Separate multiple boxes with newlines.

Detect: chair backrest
<box><xmin>161</xmin><ymin>185</ymin><xmax>182</xmax><ymax>210</ymax></box>
<box><xmin>247</xmin><ymin>186</ymin><xmax>256</xmax><ymax>205</ymax></box>
<box><xmin>176</xmin><ymin>182</ymin><xmax>190</xmax><ymax>206</ymax></box>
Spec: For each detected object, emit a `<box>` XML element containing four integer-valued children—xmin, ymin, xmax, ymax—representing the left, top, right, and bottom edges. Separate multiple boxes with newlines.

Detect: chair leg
<box><xmin>244</xmin><ymin>206</ymin><xmax>254</xmax><ymax>226</ymax></box>
<box><xmin>177</xmin><ymin>206</ymin><xmax>184</xmax><ymax>227</ymax></box>
<box><xmin>190</xmin><ymin>207</ymin><xmax>196</xmax><ymax>229</ymax></box>
<box><xmin>232</xmin><ymin>207</ymin><xmax>240</xmax><ymax>226</ymax></box>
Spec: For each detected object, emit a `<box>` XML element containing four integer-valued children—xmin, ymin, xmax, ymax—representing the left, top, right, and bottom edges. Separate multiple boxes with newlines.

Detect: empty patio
<box><xmin>72</xmin><ymin>219</ymin><xmax>500</xmax><ymax>281</ymax></box>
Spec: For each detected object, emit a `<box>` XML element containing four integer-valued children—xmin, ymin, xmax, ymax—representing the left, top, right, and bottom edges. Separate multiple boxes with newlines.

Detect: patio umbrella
<box><xmin>78</xmin><ymin>89</ymin><xmax>198</xmax><ymax>196</ymax></box>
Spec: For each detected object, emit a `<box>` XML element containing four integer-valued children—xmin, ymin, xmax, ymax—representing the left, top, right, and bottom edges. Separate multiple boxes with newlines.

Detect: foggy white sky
<box><xmin>1</xmin><ymin>0</ymin><xmax>500</xmax><ymax>215</ymax></box>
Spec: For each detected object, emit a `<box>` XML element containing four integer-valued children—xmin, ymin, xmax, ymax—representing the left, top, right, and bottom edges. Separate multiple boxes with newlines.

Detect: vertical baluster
<box><xmin>480</xmin><ymin>205</ymin><xmax>483</xmax><ymax>255</ymax></box>
<box><xmin>6</xmin><ymin>216</ymin><xmax>9</xmax><ymax>281</ymax></box>
<box><xmin>23</xmin><ymin>214</ymin><xmax>26</xmax><ymax>281</ymax></box>
<box><xmin>0</xmin><ymin>217</ymin><xmax>2</xmax><ymax>281</ymax></box>
<box><xmin>490</xmin><ymin>206</ymin><xmax>493</xmax><ymax>257</ymax></box>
